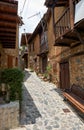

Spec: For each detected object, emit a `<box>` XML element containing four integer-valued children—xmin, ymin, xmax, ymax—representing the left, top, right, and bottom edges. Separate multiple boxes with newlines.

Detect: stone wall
<box><xmin>0</xmin><ymin>101</ymin><xmax>19</xmax><ymax>130</ymax></box>
<box><xmin>46</xmin><ymin>9</ymin><xmax>62</xmax><ymax>86</ymax></box>
<box><xmin>28</xmin><ymin>34</ymin><xmax>40</xmax><ymax>72</ymax></box>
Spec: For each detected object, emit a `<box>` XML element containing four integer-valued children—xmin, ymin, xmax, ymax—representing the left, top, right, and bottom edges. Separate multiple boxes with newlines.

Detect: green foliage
<box><xmin>46</xmin><ymin>64</ymin><xmax>52</xmax><ymax>73</ymax></box>
<box><xmin>43</xmin><ymin>72</ymin><xmax>48</xmax><ymax>78</ymax></box>
<box><xmin>43</xmin><ymin>64</ymin><xmax>52</xmax><ymax>81</ymax></box>
<box><xmin>1</xmin><ymin>68</ymin><xmax>24</xmax><ymax>102</ymax></box>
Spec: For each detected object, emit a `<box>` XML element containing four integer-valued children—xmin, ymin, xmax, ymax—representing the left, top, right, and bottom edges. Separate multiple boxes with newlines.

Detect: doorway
<box><xmin>7</xmin><ymin>55</ymin><xmax>13</xmax><ymax>68</ymax></box>
<box><xmin>60</xmin><ymin>61</ymin><xmax>70</xmax><ymax>89</ymax></box>
<box><xmin>42</xmin><ymin>55</ymin><xmax>47</xmax><ymax>73</ymax></box>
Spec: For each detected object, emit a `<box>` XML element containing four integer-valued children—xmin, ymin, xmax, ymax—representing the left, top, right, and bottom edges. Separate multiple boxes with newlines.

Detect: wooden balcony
<box><xmin>55</xmin><ymin>7</ymin><xmax>70</xmax><ymax>39</ymax></box>
<box><xmin>38</xmin><ymin>31</ymin><xmax>49</xmax><ymax>56</ymax></box>
<box><xmin>40</xmin><ymin>42</ymin><xmax>48</xmax><ymax>54</ymax></box>
<box><xmin>54</xmin><ymin>0</ymin><xmax>84</xmax><ymax>47</ymax></box>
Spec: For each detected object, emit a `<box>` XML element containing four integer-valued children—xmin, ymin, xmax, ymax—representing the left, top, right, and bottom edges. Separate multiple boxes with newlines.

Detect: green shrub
<box><xmin>46</xmin><ymin>64</ymin><xmax>52</xmax><ymax>73</ymax></box>
<box><xmin>1</xmin><ymin>68</ymin><xmax>24</xmax><ymax>103</ymax></box>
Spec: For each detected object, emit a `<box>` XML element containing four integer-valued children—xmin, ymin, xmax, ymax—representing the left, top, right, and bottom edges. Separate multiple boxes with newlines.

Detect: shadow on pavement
<box><xmin>50</xmin><ymin>88</ymin><xmax>63</xmax><ymax>98</ymax></box>
<box><xmin>20</xmin><ymin>84</ymin><xmax>41</xmax><ymax>125</ymax></box>
<box><xmin>23</xmin><ymin>70</ymin><xmax>31</xmax><ymax>82</ymax></box>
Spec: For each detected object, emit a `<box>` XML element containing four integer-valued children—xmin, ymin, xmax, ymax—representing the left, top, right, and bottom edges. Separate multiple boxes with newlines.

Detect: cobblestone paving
<box><xmin>11</xmin><ymin>69</ymin><xmax>84</xmax><ymax>130</ymax></box>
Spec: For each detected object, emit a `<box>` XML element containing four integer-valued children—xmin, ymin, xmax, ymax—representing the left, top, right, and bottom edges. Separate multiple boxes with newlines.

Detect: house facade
<box><xmin>0</xmin><ymin>0</ymin><xmax>20</xmax><ymax>69</ymax></box>
<box><xmin>28</xmin><ymin>9</ymin><xmax>52</xmax><ymax>74</ymax></box>
<box><xmin>45</xmin><ymin>0</ymin><xmax>84</xmax><ymax>89</ymax></box>
<box><xmin>28</xmin><ymin>28</ymin><xmax>40</xmax><ymax>72</ymax></box>
<box><xmin>20</xmin><ymin>33</ymin><xmax>31</xmax><ymax>69</ymax></box>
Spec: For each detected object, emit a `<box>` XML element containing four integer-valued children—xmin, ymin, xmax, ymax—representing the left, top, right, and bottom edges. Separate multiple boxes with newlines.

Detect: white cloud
<box><xmin>18</xmin><ymin>0</ymin><xmax>47</xmax><ymax>44</ymax></box>
<box><xmin>18</xmin><ymin>0</ymin><xmax>47</xmax><ymax>31</ymax></box>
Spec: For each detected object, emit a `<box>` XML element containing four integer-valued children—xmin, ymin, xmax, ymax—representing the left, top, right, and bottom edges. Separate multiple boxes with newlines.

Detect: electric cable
<box><xmin>19</xmin><ymin>0</ymin><xmax>27</xmax><ymax>16</ymax></box>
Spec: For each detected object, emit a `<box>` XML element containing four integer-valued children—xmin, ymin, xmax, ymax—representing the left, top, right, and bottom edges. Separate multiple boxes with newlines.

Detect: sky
<box><xmin>18</xmin><ymin>0</ymin><xmax>47</xmax><ymax>36</ymax></box>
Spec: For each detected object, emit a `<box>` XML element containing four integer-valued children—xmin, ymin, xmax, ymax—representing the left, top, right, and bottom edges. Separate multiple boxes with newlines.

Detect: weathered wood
<box><xmin>0</xmin><ymin>13</ymin><xmax>18</xmax><ymax>22</ymax></box>
<box><xmin>74</xmin><ymin>29</ymin><xmax>84</xmax><ymax>44</ymax></box>
<box><xmin>63</xmin><ymin>92</ymin><xmax>84</xmax><ymax>113</ymax></box>
<box><xmin>63</xmin><ymin>84</ymin><xmax>84</xmax><ymax>113</ymax></box>
<box><xmin>69</xmin><ymin>0</ymin><xmax>74</xmax><ymax>29</ymax></box>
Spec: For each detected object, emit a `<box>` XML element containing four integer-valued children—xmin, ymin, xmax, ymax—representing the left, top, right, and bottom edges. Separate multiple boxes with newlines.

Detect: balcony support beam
<box><xmin>74</xmin><ymin>29</ymin><xmax>84</xmax><ymax>45</ymax></box>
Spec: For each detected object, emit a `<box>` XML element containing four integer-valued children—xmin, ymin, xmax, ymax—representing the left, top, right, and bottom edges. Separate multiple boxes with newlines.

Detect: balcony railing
<box><xmin>40</xmin><ymin>42</ymin><xmax>48</xmax><ymax>53</ymax></box>
<box><xmin>55</xmin><ymin>7</ymin><xmax>70</xmax><ymax>39</ymax></box>
<box><xmin>40</xmin><ymin>31</ymin><xmax>48</xmax><ymax>53</ymax></box>
<box><xmin>54</xmin><ymin>0</ymin><xmax>81</xmax><ymax>40</ymax></box>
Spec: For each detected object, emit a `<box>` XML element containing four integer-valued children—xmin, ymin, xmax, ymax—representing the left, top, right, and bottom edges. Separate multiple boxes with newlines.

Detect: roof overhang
<box><xmin>0</xmin><ymin>0</ymin><xmax>19</xmax><ymax>48</ymax></box>
<box><xmin>45</xmin><ymin>0</ymin><xmax>68</xmax><ymax>7</ymax></box>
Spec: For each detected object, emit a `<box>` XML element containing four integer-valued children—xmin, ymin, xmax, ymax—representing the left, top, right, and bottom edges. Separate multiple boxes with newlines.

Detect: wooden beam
<box><xmin>0</xmin><ymin>28</ymin><xmax>16</xmax><ymax>33</ymax></box>
<box><xmin>0</xmin><ymin>31</ymin><xmax>16</xmax><ymax>35</ymax></box>
<box><xmin>0</xmin><ymin>2</ymin><xmax>17</xmax><ymax>15</ymax></box>
<box><xmin>3</xmin><ymin>42</ymin><xmax>15</xmax><ymax>45</ymax></box>
<box><xmin>2</xmin><ymin>45</ymin><xmax>15</xmax><ymax>48</ymax></box>
<box><xmin>69</xmin><ymin>0</ymin><xmax>74</xmax><ymax>29</ymax></box>
<box><xmin>0</xmin><ymin>33</ymin><xmax>16</xmax><ymax>37</ymax></box>
<box><xmin>0</xmin><ymin>40</ymin><xmax>16</xmax><ymax>43</ymax></box>
<box><xmin>75</xmin><ymin>29</ymin><xmax>84</xmax><ymax>44</ymax></box>
<box><xmin>1</xmin><ymin>0</ymin><xmax>18</xmax><ymax>5</ymax></box>
<box><xmin>64</xmin><ymin>35</ymin><xmax>79</xmax><ymax>41</ymax></box>
<box><xmin>0</xmin><ymin>21</ymin><xmax>16</xmax><ymax>28</ymax></box>
<box><xmin>54</xmin><ymin>42</ymin><xmax>70</xmax><ymax>47</ymax></box>
<box><xmin>45</xmin><ymin>0</ymin><xmax>68</xmax><ymax>7</ymax></box>
<box><xmin>0</xmin><ymin>37</ymin><xmax>16</xmax><ymax>41</ymax></box>
<box><xmin>0</xmin><ymin>13</ymin><xmax>18</xmax><ymax>22</ymax></box>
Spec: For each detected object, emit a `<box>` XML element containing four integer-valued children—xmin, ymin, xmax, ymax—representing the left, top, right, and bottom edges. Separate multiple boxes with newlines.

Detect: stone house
<box><xmin>28</xmin><ymin>25</ymin><xmax>41</xmax><ymax>72</ymax></box>
<box><xmin>20</xmin><ymin>33</ymin><xmax>31</xmax><ymax>69</ymax></box>
<box><xmin>45</xmin><ymin>0</ymin><xmax>84</xmax><ymax>89</ymax></box>
<box><xmin>28</xmin><ymin>8</ymin><xmax>62</xmax><ymax>84</ymax></box>
<box><xmin>0</xmin><ymin>0</ymin><xmax>21</xmax><ymax>69</ymax></box>
<box><xmin>28</xmin><ymin>0</ymin><xmax>84</xmax><ymax>90</ymax></box>
<box><xmin>28</xmin><ymin>9</ymin><xmax>52</xmax><ymax>73</ymax></box>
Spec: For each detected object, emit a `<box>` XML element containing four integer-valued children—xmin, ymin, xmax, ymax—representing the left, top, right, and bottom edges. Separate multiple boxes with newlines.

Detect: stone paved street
<box><xmin>11</xmin><ymin>69</ymin><xmax>84</xmax><ymax>130</ymax></box>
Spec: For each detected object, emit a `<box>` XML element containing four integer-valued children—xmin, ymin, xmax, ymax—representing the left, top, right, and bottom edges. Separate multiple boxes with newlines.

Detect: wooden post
<box><xmin>51</xmin><ymin>6</ymin><xmax>56</xmax><ymax>38</ymax></box>
<box><xmin>69</xmin><ymin>0</ymin><xmax>74</xmax><ymax>29</ymax></box>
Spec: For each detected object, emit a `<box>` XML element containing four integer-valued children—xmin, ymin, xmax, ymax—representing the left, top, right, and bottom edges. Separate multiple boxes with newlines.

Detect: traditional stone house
<box><xmin>28</xmin><ymin>10</ymin><xmax>52</xmax><ymax>73</ymax></box>
<box><xmin>45</xmin><ymin>0</ymin><xmax>84</xmax><ymax>89</ymax></box>
<box><xmin>0</xmin><ymin>0</ymin><xmax>21</xmax><ymax>69</ymax></box>
<box><xmin>28</xmin><ymin>26</ymin><xmax>40</xmax><ymax>72</ymax></box>
<box><xmin>20</xmin><ymin>33</ymin><xmax>31</xmax><ymax>69</ymax></box>
<box><xmin>37</xmin><ymin>10</ymin><xmax>52</xmax><ymax>73</ymax></box>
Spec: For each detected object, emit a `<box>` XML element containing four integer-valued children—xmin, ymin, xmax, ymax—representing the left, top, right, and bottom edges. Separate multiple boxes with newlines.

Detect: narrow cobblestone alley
<box><xmin>11</xmin><ymin>69</ymin><xmax>84</xmax><ymax>130</ymax></box>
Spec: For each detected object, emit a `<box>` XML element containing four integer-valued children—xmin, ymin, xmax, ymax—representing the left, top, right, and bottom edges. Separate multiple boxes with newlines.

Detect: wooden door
<box><xmin>15</xmin><ymin>57</ymin><xmax>18</xmax><ymax>67</ymax></box>
<box><xmin>42</xmin><ymin>55</ymin><xmax>47</xmax><ymax>73</ymax></box>
<box><xmin>7</xmin><ymin>55</ymin><xmax>13</xmax><ymax>68</ymax></box>
<box><xmin>60</xmin><ymin>61</ymin><xmax>70</xmax><ymax>89</ymax></box>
